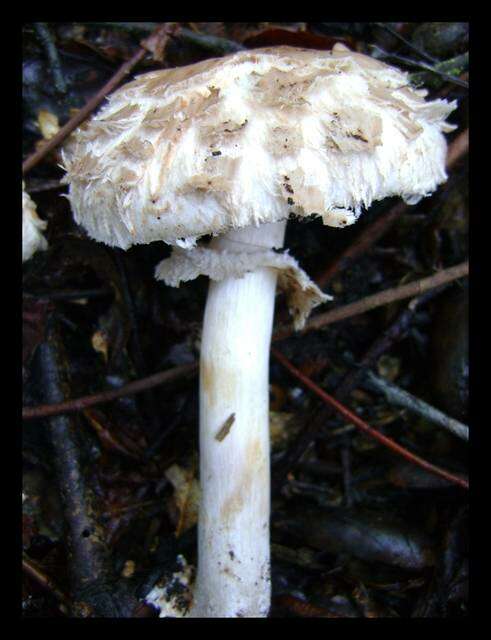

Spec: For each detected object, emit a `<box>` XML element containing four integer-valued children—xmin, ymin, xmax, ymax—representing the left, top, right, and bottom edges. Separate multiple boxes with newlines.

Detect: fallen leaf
<box><xmin>37</xmin><ymin>109</ymin><xmax>60</xmax><ymax>140</ymax></box>
<box><xmin>165</xmin><ymin>464</ymin><xmax>200</xmax><ymax>537</ymax></box>
<box><xmin>91</xmin><ymin>329</ymin><xmax>109</xmax><ymax>362</ymax></box>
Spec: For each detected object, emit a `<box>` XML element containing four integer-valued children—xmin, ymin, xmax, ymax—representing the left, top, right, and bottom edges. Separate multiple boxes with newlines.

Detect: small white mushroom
<box><xmin>62</xmin><ymin>44</ymin><xmax>456</xmax><ymax>618</ymax></box>
<box><xmin>22</xmin><ymin>183</ymin><xmax>47</xmax><ymax>263</ymax></box>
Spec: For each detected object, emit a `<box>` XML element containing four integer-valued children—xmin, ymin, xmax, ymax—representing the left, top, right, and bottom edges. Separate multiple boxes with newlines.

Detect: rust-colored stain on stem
<box><xmin>201</xmin><ymin>360</ymin><xmax>238</xmax><ymax>408</ymax></box>
<box><xmin>219</xmin><ymin>438</ymin><xmax>265</xmax><ymax>523</ymax></box>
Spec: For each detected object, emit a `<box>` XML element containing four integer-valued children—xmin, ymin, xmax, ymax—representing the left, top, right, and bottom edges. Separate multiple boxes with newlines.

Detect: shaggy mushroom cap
<box><xmin>62</xmin><ymin>44</ymin><xmax>456</xmax><ymax>251</ymax></box>
<box><xmin>22</xmin><ymin>183</ymin><xmax>47</xmax><ymax>262</ymax></box>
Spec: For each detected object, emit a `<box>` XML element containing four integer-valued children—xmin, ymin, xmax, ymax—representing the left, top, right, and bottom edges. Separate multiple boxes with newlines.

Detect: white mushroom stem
<box><xmin>189</xmin><ymin>221</ymin><xmax>286</xmax><ymax>618</ymax></box>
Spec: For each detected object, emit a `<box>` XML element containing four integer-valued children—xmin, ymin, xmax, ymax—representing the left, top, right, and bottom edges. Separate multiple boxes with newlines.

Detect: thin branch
<box><xmin>23</xmin><ymin>553</ymin><xmax>71</xmax><ymax>608</ymax></box>
<box><xmin>333</xmin><ymin>289</ymin><xmax>437</xmax><ymax>398</ymax></box>
<box><xmin>38</xmin><ymin>324</ymin><xmax>113</xmax><ymax>606</ymax></box>
<box><xmin>446</xmin><ymin>129</ymin><xmax>469</xmax><ymax>169</ymax></box>
<box><xmin>22</xmin><ymin>34</ymin><xmax>152</xmax><ymax>174</ymax></box>
<box><xmin>172</xmin><ymin>26</ymin><xmax>245</xmax><ymax>55</ymax></box>
<box><xmin>34</xmin><ymin>23</ymin><xmax>67</xmax><ymax>94</ymax></box>
<box><xmin>274</xmin><ymin>594</ymin><xmax>340</xmax><ymax>618</ymax></box>
<box><xmin>271</xmin><ymin>348</ymin><xmax>468</xmax><ymax>490</ymax></box>
<box><xmin>371</xmin><ymin>23</ymin><xmax>439</xmax><ymax>64</ymax></box>
<box><xmin>22</xmin><ymin>362</ymin><xmax>197</xmax><ymax>420</ymax></box>
<box><xmin>365</xmin><ymin>371</ymin><xmax>469</xmax><ymax>441</ymax></box>
<box><xmin>23</xmin><ymin>288</ymin><xmax>112</xmax><ymax>302</ymax></box>
<box><xmin>112</xmin><ymin>249</ymin><xmax>161</xmax><ymax>433</ymax></box>
<box><xmin>34</xmin><ymin>321</ymin><xmax>140</xmax><ymax>617</ymax></box>
<box><xmin>274</xmin><ymin>261</ymin><xmax>468</xmax><ymax>341</ymax></box>
<box><xmin>83</xmin><ymin>408</ymin><xmax>144</xmax><ymax>460</ymax></box>
<box><xmin>272</xmin><ymin>288</ymin><xmax>445</xmax><ymax>486</ymax></box>
<box><xmin>370</xmin><ymin>45</ymin><xmax>469</xmax><ymax>88</ymax></box>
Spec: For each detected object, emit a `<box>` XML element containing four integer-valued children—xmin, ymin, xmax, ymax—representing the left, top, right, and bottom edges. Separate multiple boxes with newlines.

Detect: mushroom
<box><xmin>62</xmin><ymin>44</ymin><xmax>456</xmax><ymax>617</ymax></box>
<box><xmin>22</xmin><ymin>183</ymin><xmax>47</xmax><ymax>262</ymax></box>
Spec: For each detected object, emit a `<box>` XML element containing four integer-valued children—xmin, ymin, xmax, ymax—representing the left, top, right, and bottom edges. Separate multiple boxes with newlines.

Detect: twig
<box><xmin>365</xmin><ymin>371</ymin><xmax>469</xmax><ymax>441</ymax></box>
<box><xmin>24</xmin><ymin>288</ymin><xmax>112</xmax><ymax>302</ymax></box>
<box><xmin>143</xmin><ymin>394</ymin><xmax>189</xmax><ymax>460</ymax></box>
<box><xmin>334</xmin><ymin>287</ymin><xmax>443</xmax><ymax>399</ymax></box>
<box><xmin>272</xmin><ymin>289</ymin><xmax>446</xmax><ymax>485</ymax></box>
<box><xmin>81</xmin><ymin>22</ymin><xmax>160</xmax><ymax>34</ymax></box>
<box><xmin>133</xmin><ymin>602</ymin><xmax>159</xmax><ymax>617</ymax></box>
<box><xmin>446</xmin><ymin>129</ymin><xmax>469</xmax><ymax>169</ymax></box>
<box><xmin>271</xmin><ymin>542</ymin><xmax>327</xmax><ymax>571</ymax></box>
<box><xmin>112</xmin><ymin>249</ymin><xmax>160</xmax><ymax>433</ymax></box>
<box><xmin>172</xmin><ymin>25</ymin><xmax>245</xmax><ymax>55</ymax></box>
<box><xmin>101</xmin><ymin>498</ymin><xmax>160</xmax><ymax>520</ymax></box>
<box><xmin>370</xmin><ymin>45</ymin><xmax>469</xmax><ymax>88</ymax></box>
<box><xmin>34</xmin><ymin>22</ymin><xmax>67</xmax><ymax>95</ymax></box>
<box><xmin>314</xmin><ymin>129</ymin><xmax>469</xmax><ymax>288</ymax></box>
<box><xmin>22</xmin><ymin>29</ymin><xmax>153</xmax><ymax>174</ymax></box>
<box><xmin>23</xmin><ymin>553</ymin><xmax>71</xmax><ymax>607</ymax></box>
<box><xmin>274</xmin><ymin>261</ymin><xmax>468</xmax><ymax>341</ymax></box>
<box><xmin>23</xmin><ymin>362</ymin><xmax>197</xmax><ymax>420</ymax></box>
<box><xmin>271</xmin><ymin>348</ymin><xmax>469</xmax><ymax>490</ymax></box>
<box><xmin>274</xmin><ymin>594</ymin><xmax>341</xmax><ymax>618</ymax></box>
<box><xmin>36</xmin><ymin>318</ymin><xmax>139</xmax><ymax>617</ymax></box>
<box><xmin>38</xmin><ymin>321</ymin><xmax>114</xmax><ymax>609</ymax></box>
<box><xmin>371</xmin><ymin>23</ymin><xmax>438</xmax><ymax>64</ymax></box>
<box><xmin>418</xmin><ymin>53</ymin><xmax>469</xmax><ymax>85</ymax></box>
<box><xmin>83</xmin><ymin>408</ymin><xmax>144</xmax><ymax>460</ymax></box>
